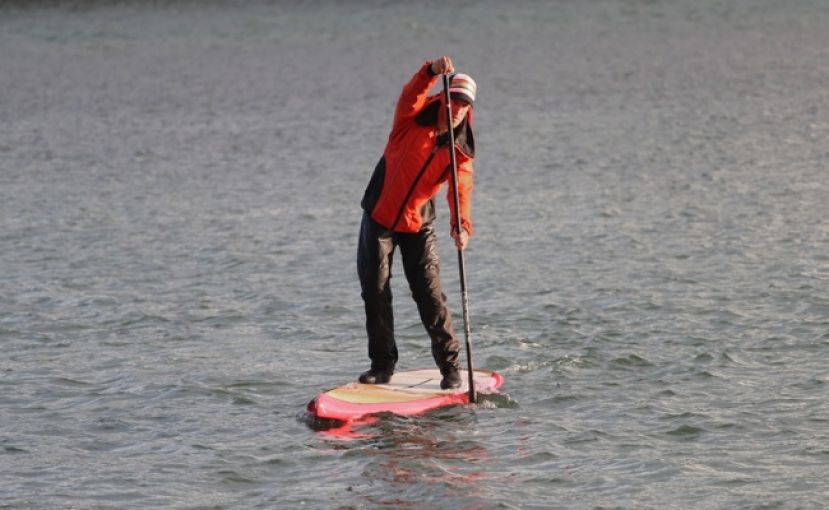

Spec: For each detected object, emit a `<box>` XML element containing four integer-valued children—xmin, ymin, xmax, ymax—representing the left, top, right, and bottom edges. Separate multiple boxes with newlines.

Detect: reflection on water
<box><xmin>304</xmin><ymin>396</ymin><xmax>522</xmax><ymax>508</ymax></box>
<box><xmin>343</xmin><ymin>412</ymin><xmax>496</xmax><ymax>510</ymax></box>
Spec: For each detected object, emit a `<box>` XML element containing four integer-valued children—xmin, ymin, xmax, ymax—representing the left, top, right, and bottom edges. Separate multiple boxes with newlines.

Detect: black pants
<box><xmin>357</xmin><ymin>213</ymin><xmax>459</xmax><ymax>373</ymax></box>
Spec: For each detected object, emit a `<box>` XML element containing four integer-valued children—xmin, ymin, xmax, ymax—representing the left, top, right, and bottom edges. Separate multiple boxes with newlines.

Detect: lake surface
<box><xmin>1</xmin><ymin>1</ymin><xmax>827</xmax><ymax>508</ymax></box>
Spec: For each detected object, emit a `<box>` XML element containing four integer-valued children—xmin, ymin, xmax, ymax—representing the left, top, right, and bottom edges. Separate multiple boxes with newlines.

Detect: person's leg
<box><xmin>398</xmin><ymin>225</ymin><xmax>461</xmax><ymax>387</ymax></box>
<box><xmin>357</xmin><ymin>214</ymin><xmax>397</xmax><ymax>382</ymax></box>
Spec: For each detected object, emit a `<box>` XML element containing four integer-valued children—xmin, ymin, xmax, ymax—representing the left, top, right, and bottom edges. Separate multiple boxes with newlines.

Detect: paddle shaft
<box><xmin>441</xmin><ymin>75</ymin><xmax>476</xmax><ymax>404</ymax></box>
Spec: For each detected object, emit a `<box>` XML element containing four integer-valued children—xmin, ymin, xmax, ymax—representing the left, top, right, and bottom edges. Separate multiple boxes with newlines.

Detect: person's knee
<box><xmin>413</xmin><ymin>275</ymin><xmax>445</xmax><ymax>301</ymax></box>
<box><xmin>361</xmin><ymin>286</ymin><xmax>392</xmax><ymax>307</ymax></box>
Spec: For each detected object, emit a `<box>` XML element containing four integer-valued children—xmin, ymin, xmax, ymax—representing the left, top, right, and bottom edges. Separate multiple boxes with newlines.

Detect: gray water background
<box><xmin>2</xmin><ymin>1</ymin><xmax>828</xmax><ymax>508</ymax></box>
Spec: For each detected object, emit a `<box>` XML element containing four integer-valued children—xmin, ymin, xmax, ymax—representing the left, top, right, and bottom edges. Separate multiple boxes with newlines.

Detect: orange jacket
<box><xmin>365</xmin><ymin>61</ymin><xmax>475</xmax><ymax>235</ymax></box>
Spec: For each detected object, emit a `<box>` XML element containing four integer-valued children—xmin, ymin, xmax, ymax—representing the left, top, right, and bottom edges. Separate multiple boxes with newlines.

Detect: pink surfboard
<box><xmin>307</xmin><ymin>369</ymin><xmax>504</xmax><ymax>422</ymax></box>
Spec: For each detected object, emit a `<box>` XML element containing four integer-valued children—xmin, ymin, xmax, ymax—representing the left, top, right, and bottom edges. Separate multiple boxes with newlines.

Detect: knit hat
<box><xmin>449</xmin><ymin>73</ymin><xmax>477</xmax><ymax>105</ymax></box>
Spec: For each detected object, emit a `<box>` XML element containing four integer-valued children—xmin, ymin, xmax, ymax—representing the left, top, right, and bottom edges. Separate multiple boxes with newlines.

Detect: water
<box><xmin>2</xmin><ymin>1</ymin><xmax>828</xmax><ymax>508</ymax></box>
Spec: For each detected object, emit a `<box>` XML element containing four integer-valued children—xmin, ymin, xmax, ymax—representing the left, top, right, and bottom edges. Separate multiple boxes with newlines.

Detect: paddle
<box><xmin>441</xmin><ymin>74</ymin><xmax>476</xmax><ymax>404</ymax></box>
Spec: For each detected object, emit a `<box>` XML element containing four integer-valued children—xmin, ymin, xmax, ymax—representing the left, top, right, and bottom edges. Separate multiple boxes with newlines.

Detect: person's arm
<box><xmin>448</xmin><ymin>157</ymin><xmax>474</xmax><ymax>250</ymax></box>
<box><xmin>391</xmin><ymin>56</ymin><xmax>454</xmax><ymax>129</ymax></box>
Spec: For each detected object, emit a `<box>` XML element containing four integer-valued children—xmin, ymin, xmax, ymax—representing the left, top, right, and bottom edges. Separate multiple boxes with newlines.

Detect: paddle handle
<box><xmin>442</xmin><ymin>74</ymin><xmax>476</xmax><ymax>404</ymax></box>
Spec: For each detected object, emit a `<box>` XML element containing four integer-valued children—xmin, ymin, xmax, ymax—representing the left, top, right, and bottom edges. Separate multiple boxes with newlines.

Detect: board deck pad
<box><xmin>308</xmin><ymin>369</ymin><xmax>503</xmax><ymax>422</ymax></box>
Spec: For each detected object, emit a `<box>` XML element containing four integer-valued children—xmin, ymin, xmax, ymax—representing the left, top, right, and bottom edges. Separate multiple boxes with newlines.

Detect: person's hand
<box><xmin>431</xmin><ymin>56</ymin><xmax>454</xmax><ymax>75</ymax></box>
<box><xmin>451</xmin><ymin>228</ymin><xmax>469</xmax><ymax>251</ymax></box>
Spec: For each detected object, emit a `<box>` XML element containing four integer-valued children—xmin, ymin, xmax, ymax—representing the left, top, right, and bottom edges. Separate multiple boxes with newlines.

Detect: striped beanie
<box><xmin>449</xmin><ymin>73</ymin><xmax>477</xmax><ymax>105</ymax></box>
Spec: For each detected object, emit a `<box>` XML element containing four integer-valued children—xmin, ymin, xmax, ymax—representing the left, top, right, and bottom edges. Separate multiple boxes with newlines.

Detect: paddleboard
<box><xmin>307</xmin><ymin>369</ymin><xmax>503</xmax><ymax>422</ymax></box>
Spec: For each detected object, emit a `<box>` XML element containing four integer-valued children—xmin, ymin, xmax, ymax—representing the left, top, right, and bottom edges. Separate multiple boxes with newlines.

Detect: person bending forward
<box><xmin>357</xmin><ymin>55</ymin><xmax>477</xmax><ymax>390</ymax></box>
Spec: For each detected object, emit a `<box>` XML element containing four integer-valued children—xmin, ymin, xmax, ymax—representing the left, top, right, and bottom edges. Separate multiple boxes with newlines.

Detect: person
<box><xmin>357</xmin><ymin>55</ymin><xmax>477</xmax><ymax>390</ymax></box>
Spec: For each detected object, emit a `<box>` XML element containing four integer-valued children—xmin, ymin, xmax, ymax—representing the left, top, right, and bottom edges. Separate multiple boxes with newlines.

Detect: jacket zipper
<box><xmin>390</xmin><ymin>143</ymin><xmax>442</xmax><ymax>231</ymax></box>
